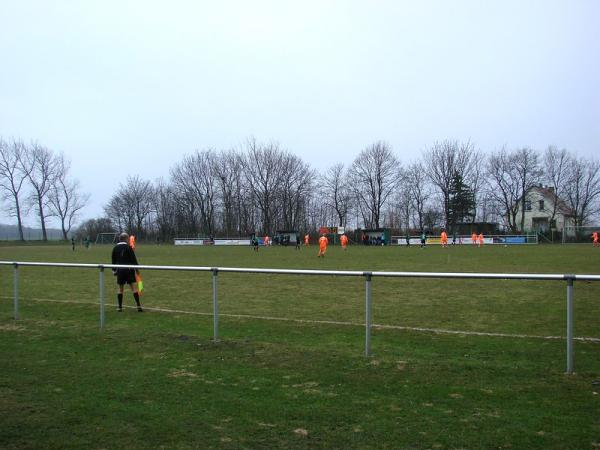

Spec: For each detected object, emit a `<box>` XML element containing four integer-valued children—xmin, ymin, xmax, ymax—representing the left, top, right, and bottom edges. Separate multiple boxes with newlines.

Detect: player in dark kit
<box><xmin>111</xmin><ymin>232</ymin><xmax>143</xmax><ymax>312</ymax></box>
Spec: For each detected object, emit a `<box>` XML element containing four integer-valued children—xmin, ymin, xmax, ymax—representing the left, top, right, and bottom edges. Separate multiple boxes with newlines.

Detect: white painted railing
<box><xmin>2</xmin><ymin>260</ymin><xmax>599</xmax><ymax>374</ymax></box>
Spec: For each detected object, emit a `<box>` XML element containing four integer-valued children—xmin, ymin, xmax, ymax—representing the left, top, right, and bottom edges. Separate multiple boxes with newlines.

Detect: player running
<box><xmin>317</xmin><ymin>234</ymin><xmax>328</xmax><ymax>257</ymax></box>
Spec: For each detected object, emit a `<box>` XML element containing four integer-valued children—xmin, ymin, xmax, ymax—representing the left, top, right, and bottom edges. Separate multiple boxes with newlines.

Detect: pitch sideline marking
<box><xmin>4</xmin><ymin>296</ymin><xmax>600</xmax><ymax>343</ymax></box>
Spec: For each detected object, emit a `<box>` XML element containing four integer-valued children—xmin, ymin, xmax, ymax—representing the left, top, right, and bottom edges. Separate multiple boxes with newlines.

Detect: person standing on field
<box><xmin>304</xmin><ymin>234</ymin><xmax>310</xmax><ymax>247</ymax></box>
<box><xmin>478</xmin><ymin>232</ymin><xmax>484</xmax><ymax>247</ymax></box>
<box><xmin>471</xmin><ymin>232</ymin><xmax>478</xmax><ymax>246</ymax></box>
<box><xmin>317</xmin><ymin>234</ymin><xmax>328</xmax><ymax>257</ymax></box>
<box><xmin>340</xmin><ymin>234</ymin><xmax>348</xmax><ymax>250</ymax></box>
<box><xmin>129</xmin><ymin>234</ymin><xmax>136</xmax><ymax>250</ymax></box>
<box><xmin>592</xmin><ymin>231</ymin><xmax>599</xmax><ymax>247</ymax></box>
<box><xmin>440</xmin><ymin>230</ymin><xmax>448</xmax><ymax>248</ymax></box>
<box><xmin>112</xmin><ymin>232</ymin><xmax>143</xmax><ymax>312</ymax></box>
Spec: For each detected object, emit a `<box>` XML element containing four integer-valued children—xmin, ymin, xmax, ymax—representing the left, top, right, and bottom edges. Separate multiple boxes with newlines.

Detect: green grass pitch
<box><xmin>1</xmin><ymin>243</ymin><xmax>599</xmax><ymax>448</ymax></box>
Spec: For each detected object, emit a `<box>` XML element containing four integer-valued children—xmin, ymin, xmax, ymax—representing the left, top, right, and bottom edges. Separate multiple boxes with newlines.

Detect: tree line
<box><xmin>2</xmin><ymin>135</ymin><xmax>599</xmax><ymax>241</ymax></box>
<box><xmin>0</xmin><ymin>137</ymin><xmax>89</xmax><ymax>240</ymax></box>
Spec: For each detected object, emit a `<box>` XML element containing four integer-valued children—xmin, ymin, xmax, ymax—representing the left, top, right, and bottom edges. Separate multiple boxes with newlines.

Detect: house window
<box><xmin>538</xmin><ymin>200</ymin><xmax>544</xmax><ymax>211</ymax></box>
<box><xmin>525</xmin><ymin>201</ymin><xmax>532</xmax><ymax>211</ymax></box>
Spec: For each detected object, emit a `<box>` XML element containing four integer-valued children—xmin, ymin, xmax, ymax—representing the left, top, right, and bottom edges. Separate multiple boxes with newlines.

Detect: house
<box><xmin>514</xmin><ymin>185</ymin><xmax>575</xmax><ymax>234</ymax></box>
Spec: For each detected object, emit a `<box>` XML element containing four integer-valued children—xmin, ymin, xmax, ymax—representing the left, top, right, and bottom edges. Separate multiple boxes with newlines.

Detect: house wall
<box><xmin>514</xmin><ymin>188</ymin><xmax>575</xmax><ymax>233</ymax></box>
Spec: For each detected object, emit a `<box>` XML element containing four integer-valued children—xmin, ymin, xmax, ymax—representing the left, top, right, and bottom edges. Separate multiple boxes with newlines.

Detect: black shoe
<box><xmin>117</xmin><ymin>308</ymin><xmax>123</xmax><ymax>312</ymax></box>
<box><xmin>137</xmin><ymin>307</ymin><xmax>144</xmax><ymax>312</ymax></box>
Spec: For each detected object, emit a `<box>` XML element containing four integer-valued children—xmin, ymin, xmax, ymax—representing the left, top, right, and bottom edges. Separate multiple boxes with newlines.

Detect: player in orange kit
<box><xmin>304</xmin><ymin>234</ymin><xmax>310</xmax><ymax>247</ymax></box>
<box><xmin>478</xmin><ymin>232</ymin><xmax>484</xmax><ymax>247</ymax></box>
<box><xmin>317</xmin><ymin>234</ymin><xmax>328</xmax><ymax>257</ymax></box>
<box><xmin>129</xmin><ymin>234</ymin><xmax>136</xmax><ymax>250</ymax></box>
<box><xmin>340</xmin><ymin>234</ymin><xmax>348</xmax><ymax>250</ymax></box>
<box><xmin>592</xmin><ymin>231</ymin><xmax>599</xmax><ymax>247</ymax></box>
<box><xmin>471</xmin><ymin>232</ymin><xmax>477</xmax><ymax>246</ymax></box>
<box><xmin>440</xmin><ymin>230</ymin><xmax>448</xmax><ymax>248</ymax></box>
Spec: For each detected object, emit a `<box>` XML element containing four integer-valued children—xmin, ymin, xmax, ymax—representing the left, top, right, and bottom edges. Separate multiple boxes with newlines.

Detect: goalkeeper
<box><xmin>111</xmin><ymin>232</ymin><xmax>143</xmax><ymax>312</ymax></box>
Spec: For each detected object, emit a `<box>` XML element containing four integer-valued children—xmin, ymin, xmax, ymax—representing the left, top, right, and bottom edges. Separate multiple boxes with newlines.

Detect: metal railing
<box><xmin>1</xmin><ymin>260</ymin><xmax>599</xmax><ymax>375</ymax></box>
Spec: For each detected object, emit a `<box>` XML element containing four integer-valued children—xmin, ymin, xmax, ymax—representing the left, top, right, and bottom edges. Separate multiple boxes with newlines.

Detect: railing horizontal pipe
<box><xmin>2</xmin><ymin>259</ymin><xmax>598</xmax><ymax>375</ymax></box>
<box><xmin>2</xmin><ymin>261</ymin><xmax>599</xmax><ymax>281</ymax></box>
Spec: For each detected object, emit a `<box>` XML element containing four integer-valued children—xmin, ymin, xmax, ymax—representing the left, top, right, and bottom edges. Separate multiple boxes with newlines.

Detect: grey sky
<box><xmin>1</xmin><ymin>0</ymin><xmax>598</xmax><ymax>225</ymax></box>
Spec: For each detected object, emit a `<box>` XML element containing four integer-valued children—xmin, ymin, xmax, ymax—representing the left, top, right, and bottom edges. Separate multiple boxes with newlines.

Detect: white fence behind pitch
<box><xmin>392</xmin><ymin>234</ymin><xmax>538</xmax><ymax>245</ymax></box>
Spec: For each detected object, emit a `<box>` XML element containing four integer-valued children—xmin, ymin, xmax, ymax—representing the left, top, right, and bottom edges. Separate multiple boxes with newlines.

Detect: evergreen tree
<box><xmin>448</xmin><ymin>171</ymin><xmax>475</xmax><ymax>231</ymax></box>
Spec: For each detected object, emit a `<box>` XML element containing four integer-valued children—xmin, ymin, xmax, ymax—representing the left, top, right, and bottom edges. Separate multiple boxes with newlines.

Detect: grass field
<box><xmin>1</xmin><ymin>243</ymin><xmax>599</xmax><ymax>448</ymax></box>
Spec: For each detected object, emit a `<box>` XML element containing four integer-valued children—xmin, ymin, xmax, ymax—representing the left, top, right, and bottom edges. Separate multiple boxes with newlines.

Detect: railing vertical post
<box><xmin>212</xmin><ymin>268</ymin><xmax>219</xmax><ymax>342</ymax></box>
<box><xmin>365</xmin><ymin>272</ymin><xmax>372</xmax><ymax>357</ymax></box>
<box><xmin>99</xmin><ymin>266</ymin><xmax>105</xmax><ymax>330</ymax></box>
<box><xmin>566</xmin><ymin>276</ymin><xmax>574</xmax><ymax>374</ymax></box>
<box><xmin>13</xmin><ymin>263</ymin><xmax>19</xmax><ymax>320</ymax></box>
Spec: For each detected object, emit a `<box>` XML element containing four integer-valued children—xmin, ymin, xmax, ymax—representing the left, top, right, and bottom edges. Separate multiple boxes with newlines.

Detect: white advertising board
<box><xmin>174</xmin><ymin>239</ymin><xmax>205</xmax><ymax>246</ymax></box>
<box><xmin>214</xmin><ymin>239</ymin><xmax>251</xmax><ymax>246</ymax></box>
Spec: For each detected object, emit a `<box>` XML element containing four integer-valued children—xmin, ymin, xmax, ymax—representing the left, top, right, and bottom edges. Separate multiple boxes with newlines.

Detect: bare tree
<box><xmin>423</xmin><ymin>140</ymin><xmax>478</xmax><ymax>229</ymax></box>
<box><xmin>485</xmin><ymin>147</ymin><xmax>541</xmax><ymax>232</ymax></box>
<box><xmin>486</xmin><ymin>148</ymin><xmax>522</xmax><ymax>232</ymax></box>
<box><xmin>321</xmin><ymin>163</ymin><xmax>352</xmax><ymax>227</ymax></box>
<box><xmin>564</xmin><ymin>156</ymin><xmax>600</xmax><ymax>226</ymax></box>
<box><xmin>48</xmin><ymin>153</ymin><xmax>90</xmax><ymax>239</ymax></box>
<box><xmin>395</xmin><ymin>181</ymin><xmax>412</xmax><ymax>233</ymax></box>
<box><xmin>242</xmin><ymin>138</ymin><xmax>287</xmax><ymax>234</ymax></box>
<box><xmin>104</xmin><ymin>196</ymin><xmax>127</xmax><ymax>232</ymax></box>
<box><xmin>213</xmin><ymin>150</ymin><xmax>246</xmax><ymax>237</ymax></box>
<box><xmin>74</xmin><ymin>217</ymin><xmax>114</xmax><ymax>241</ymax></box>
<box><xmin>24</xmin><ymin>142</ymin><xmax>59</xmax><ymax>241</ymax></box>
<box><xmin>514</xmin><ymin>147</ymin><xmax>542</xmax><ymax>231</ymax></box>
<box><xmin>543</xmin><ymin>146</ymin><xmax>572</xmax><ymax>228</ymax></box>
<box><xmin>0</xmin><ymin>137</ymin><xmax>33</xmax><ymax>241</ymax></box>
<box><xmin>171</xmin><ymin>150</ymin><xmax>218</xmax><ymax>237</ymax></box>
<box><xmin>277</xmin><ymin>153</ymin><xmax>314</xmax><ymax>231</ymax></box>
<box><xmin>105</xmin><ymin>175</ymin><xmax>154</xmax><ymax>237</ymax></box>
<box><xmin>349</xmin><ymin>141</ymin><xmax>401</xmax><ymax>229</ymax></box>
<box><xmin>405</xmin><ymin>161</ymin><xmax>431</xmax><ymax>231</ymax></box>
<box><xmin>153</xmin><ymin>178</ymin><xmax>178</xmax><ymax>241</ymax></box>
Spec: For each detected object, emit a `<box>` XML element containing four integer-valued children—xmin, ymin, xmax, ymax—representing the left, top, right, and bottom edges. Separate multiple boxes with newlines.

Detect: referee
<box><xmin>111</xmin><ymin>232</ymin><xmax>143</xmax><ymax>312</ymax></box>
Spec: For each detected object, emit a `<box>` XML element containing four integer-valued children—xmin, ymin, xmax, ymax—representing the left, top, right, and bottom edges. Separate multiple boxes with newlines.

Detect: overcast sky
<box><xmin>1</xmin><ymin>0</ymin><xmax>598</xmax><ymax>225</ymax></box>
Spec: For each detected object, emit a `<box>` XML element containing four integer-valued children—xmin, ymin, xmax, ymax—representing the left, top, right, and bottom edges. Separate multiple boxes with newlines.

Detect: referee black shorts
<box><xmin>116</xmin><ymin>268</ymin><xmax>136</xmax><ymax>285</ymax></box>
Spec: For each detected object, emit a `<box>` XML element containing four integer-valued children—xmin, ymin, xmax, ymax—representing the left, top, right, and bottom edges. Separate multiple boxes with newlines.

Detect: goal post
<box><xmin>95</xmin><ymin>232</ymin><xmax>118</xmax><ymax>245</ymax></box>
